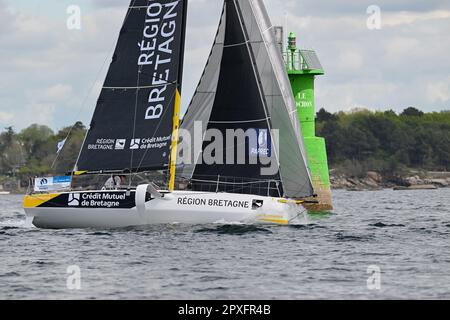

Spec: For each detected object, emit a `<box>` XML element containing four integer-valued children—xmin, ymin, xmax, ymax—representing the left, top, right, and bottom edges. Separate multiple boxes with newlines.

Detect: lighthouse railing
<box><xmin>283</xmin><ymin>50</ymin><xmax>323</xmax><ymax>72</ymax></box>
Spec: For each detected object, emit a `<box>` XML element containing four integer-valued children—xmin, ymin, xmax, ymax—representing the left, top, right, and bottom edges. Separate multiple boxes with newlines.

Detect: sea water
<box><xmin>0</xmin><ymin>189</ymin><xmax>449</xmax><ymax>299</ymax></box>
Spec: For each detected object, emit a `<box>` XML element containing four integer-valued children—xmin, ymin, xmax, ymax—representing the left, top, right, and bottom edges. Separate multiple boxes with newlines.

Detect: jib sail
<box><xmin>179</xmin><ymin>0</ymin><xmax>314</xmax><ymax>198</ymax></box>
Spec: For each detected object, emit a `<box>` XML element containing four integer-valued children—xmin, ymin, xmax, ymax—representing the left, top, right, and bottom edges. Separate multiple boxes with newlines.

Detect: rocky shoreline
<box><xmin>331</xmin><ymin>171</ymin><xmax>450</xmax><ymax>191</ymax></box>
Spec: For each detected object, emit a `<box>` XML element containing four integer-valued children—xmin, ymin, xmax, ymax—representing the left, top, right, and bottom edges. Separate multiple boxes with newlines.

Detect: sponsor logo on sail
<box><xmin>87</xmin><ymin>139</ymin><xmax>115</xmax><ymax>150</ymax></box>
<box><xmin>68</xmin><ymin>193</ymin><xmax>81</xmax><ymax>207</ymax></box>
<box><xmin>137</xmin><ymin>1</ymin><xmax>180</xmax><ymax>121</ymax></box>
<box><xmin>250</xmin><ymin>129</ymin><xmax>271</xmax><ymax>157</ymax></box>
<box><xmin>115</xmin><ymin>139</ymin><xmax>126</xmax><ymax>150</ymax></box>
<box><xmin>130</xmin><ymin>139</ymin><xmax>141</xmax><ymax>150</ymax></box>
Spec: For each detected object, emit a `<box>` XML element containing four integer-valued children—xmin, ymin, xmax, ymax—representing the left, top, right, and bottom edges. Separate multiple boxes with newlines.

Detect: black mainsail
<box><xmin>76</xmin><ymin>0</ymin><xmax>188</xmax><ymax>173</ymax></box>
<box><xmin>179</xmin><ymin>0</ymin><xmax>314</xmax><ymax>198</ymax></box>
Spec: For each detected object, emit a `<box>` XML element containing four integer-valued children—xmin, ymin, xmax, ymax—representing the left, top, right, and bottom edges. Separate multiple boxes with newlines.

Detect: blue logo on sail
<box><xmin>250</xmin><ymin>129</ymin><xmax>271</xmax><ymax>157</ymax></box>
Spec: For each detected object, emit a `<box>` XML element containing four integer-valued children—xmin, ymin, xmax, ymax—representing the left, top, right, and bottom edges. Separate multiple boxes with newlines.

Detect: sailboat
<box><xmin>24</xmin><ymin>0</ymin><xmax>317</xmax><ymax>229</ymax></box>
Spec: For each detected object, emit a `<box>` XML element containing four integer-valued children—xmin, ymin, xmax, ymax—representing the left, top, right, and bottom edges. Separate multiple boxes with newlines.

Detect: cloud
<box><xmin>383</xmin><ymin>10</ymin><xmax>450</xmax><ymax>27</ymax></box>
<box><xmin>91</xmin><ymin>0</ymin><xmax>125</xmax><ymax>8</ymax></box>
<box><xmin>427</xmin><ymin>78</ymin><xmax>450</xmax><ymax>103</ymax></box>
<box><xmin>19</xmin><ymin>104</ymin><xmax>57</xmax><ymax>129</ymax></box>
<box><xmin>29</xmin><ymin>84</ymin><xmax>74</xmax><ymax>103</ymax></box>
<box><xmin>0</xmin><ymin>0</ymin><xmax>449</xmax><ymax>131</ymax></box>
<box><xmin>276</xmin><ymin>0</ymin><xmax>450</xmax><ymax>15</ymax></box>
<box><xmin>0</xmin><ymin>111</ymin><xmax>14</xmax><ymax>123</ymax></box>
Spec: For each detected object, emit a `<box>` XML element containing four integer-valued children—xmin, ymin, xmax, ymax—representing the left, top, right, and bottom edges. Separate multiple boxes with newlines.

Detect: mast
<box><xmin>169</xmin><ymin>89</ymin><xmax>182</xmax><ymax>191</ymax></box>
<box><xmin>169</xmin><ymin>0</ymin><xmax>188</xmax><ymax>192</ymax></box>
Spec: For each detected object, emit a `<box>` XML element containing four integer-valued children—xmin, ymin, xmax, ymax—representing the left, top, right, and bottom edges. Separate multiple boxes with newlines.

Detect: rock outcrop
<box><xmin>330</xmin><ymin>171</ymin><xmax>449</xmax><ymax>191</ymax></box>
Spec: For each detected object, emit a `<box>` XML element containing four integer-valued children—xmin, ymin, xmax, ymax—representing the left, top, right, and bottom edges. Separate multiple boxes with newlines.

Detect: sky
<box><xmin>0</xmin><ymin>0</ymin><xmax>449</xmax><ymax>131</ymax></box>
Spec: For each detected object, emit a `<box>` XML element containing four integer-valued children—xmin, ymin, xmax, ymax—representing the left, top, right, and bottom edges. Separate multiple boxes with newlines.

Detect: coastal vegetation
<box><xmin>316</xmin><ymin>107</ymin><xmax>450</xmax><ymax>182</ymax></box>
<box><xmin>0</xmin><ymin>108</ymin><xmax>449</xmax><ymax>191</ymax></box>
<box><xmin>0</xmin><ymin>122</ymin><xmax>86</xmax><ymax>191</ymax></box>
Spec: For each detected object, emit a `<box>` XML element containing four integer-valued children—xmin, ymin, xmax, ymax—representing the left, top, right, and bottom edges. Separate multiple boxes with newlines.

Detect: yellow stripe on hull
<box><xmin>23</xmin><ymin>194</ymin><xmax>61</xmax><ymax>208</ymax></box>
<box><xmin>257</xmin><ymin>218</ymin><xmax>289</xmax><ymax>225</ymax></box>
<box><xmin>278</xmin><ymin>199</ymin><xmax>305</xmax><ymax>205</ymax></box>
<box><xmin>256</xmin><ymin>214</ymin><xmax>289</xmax><ymax>225</ymax></box>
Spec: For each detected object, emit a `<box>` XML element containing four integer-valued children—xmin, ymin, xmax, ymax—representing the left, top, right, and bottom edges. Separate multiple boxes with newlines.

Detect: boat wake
<box><xmin>0</xmin><ymin>216</ymin><xmax>34</xmax><ymax>229</ymax></box>
<box><xmin>287</xmin><ymin>210</ymin><xmax>310</xmax><ymax>225</ymax></box>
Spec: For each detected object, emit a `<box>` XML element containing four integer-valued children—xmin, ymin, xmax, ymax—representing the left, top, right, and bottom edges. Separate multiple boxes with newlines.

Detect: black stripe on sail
<box><xmin>76</xmin><ymin>0</ymin><xmax>188</xmax><ymax>173</ymax></box>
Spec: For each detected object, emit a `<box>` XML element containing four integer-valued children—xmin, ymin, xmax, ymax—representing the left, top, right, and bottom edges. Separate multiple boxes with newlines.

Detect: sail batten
<box><xmin>76</xmin><ymin>0</ymin><xmax>188</xmax><ymax>173</ymax></box>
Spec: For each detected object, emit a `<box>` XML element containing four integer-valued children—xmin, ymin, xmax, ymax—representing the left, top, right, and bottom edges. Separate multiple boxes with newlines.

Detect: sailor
<box><xmin>103</xmin><ymin>175</ymin><xmax>122</xmax><ymax>190</ymax></box>
<box><xmin>118</xmin><ymin>175</ymin><xmax>127</xmax><ymax>188</ymax></box>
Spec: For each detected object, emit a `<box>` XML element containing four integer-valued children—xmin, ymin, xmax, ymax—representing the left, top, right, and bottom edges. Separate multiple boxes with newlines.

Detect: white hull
<box><xmin>24</xmin><ymin>189</ymin><xmax>305</xmax><ymax>229</ymax></box>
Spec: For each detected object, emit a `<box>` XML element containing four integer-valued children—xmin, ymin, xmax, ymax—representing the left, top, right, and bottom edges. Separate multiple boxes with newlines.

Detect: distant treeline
<box><xmin>0</xmin><ymin>122</ymin><xmax>86</xmax><ymax>186</ymax></box>
<box><xmin>0</xmin><ymin>107</ymin><xmax>449</xmax><ymax>187</ymax></box>
<box><xmin>316</xmin><ymin>107</ymin><xmax>450</xmax><ymax>178</ymax></box>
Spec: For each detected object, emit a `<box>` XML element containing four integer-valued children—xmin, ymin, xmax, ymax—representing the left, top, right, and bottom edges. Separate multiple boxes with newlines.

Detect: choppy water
<box><xmin>0</xmin><ymin>189</ymin><xmax>449</xmax><ymax>300</ymax></box>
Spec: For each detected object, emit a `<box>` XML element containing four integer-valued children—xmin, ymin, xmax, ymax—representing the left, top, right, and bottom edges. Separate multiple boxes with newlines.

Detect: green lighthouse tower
<box><xmin>285</xmin><ymin>32</ymin><xmax>333</xmax><ymax>211</ymax></box>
